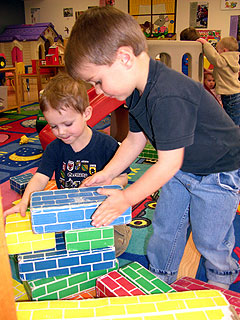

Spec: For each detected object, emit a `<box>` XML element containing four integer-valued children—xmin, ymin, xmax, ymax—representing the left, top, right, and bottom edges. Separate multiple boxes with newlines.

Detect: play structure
<box><xmin>0</xmin><ymin>23</ymin><xmax>63</xmax><ymax>66</ymax></box>
<box><xmin>39</xmin><ymin>87</ymin><xmax>125</xmax><ymax>150</ymax></box>
<box><xmin>147</xmin><ymin>40</ymin><xmax>203</xmax><ymax>82</ymax></box>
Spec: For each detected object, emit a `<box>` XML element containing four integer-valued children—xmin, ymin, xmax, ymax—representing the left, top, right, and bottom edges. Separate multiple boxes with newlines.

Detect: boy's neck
<box><xmin>71</xmin><ymin>126</ymin><xmax>92</xmax><ymax>153</ymax></box>
<box><xmin>135</xmin><ymin>52</ymin><xmax>150</xmax><ymax>95</ymax></box>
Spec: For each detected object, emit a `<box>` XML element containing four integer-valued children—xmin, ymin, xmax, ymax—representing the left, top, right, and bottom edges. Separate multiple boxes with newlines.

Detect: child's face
<box><xmin>216</xmin><ymin>43</ymin><xmax>224</xmax><ymax>54</ymax></box>
<box><xmin>77</xmin><ymin>60</ymin><xmax>136</xmax><ymax>101</ymax></box>
<box><xmin>43</xmin><ymin>106</ymin><xmax>91</xmax><ymax>149</ymax></box>
<box><xmin>204</xmin><ymin>74</ymin><xmax>215</xmax><ymax>90</ymax></box>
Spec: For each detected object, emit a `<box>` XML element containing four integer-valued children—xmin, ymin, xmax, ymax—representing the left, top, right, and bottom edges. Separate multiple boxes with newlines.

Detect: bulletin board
<box><xmin>128</xmin><ymin>0</ymin><xmax>176</xmax><ymax>39</ymax></box>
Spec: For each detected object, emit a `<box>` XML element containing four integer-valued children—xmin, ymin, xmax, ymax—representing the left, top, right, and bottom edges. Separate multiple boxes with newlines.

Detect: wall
<box><xmin>24</xmin><ymin>0</ymin><xmax>128</xmax><ymax>39</ymax></box>
<box><xmin>176</xmin><ymin>0</ymin><xmax>240</xmax><ymax>39</ymax></box>
<box><xmin>0</xmin><ymin>0</ymin><xmax>25</xmax><ymax>34</ymax></box>
<box><xmin>23</xmin><ymin>0</ymin><xmax>240</xmax><ymax>40</ymax></box>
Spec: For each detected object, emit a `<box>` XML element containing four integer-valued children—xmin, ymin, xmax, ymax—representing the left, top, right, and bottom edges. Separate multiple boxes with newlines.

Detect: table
<box><xmin>0</xmin><ymin>67</ymin><xmax>20</xmax><ymax>113</ymax></box>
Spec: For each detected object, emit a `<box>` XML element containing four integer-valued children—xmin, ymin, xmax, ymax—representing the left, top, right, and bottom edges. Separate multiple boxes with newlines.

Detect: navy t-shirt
<box><xmin>37</xmin><ymin>128</ymin><xmax>130</xmax><ymax>188</ymax></box>
<box><xmin>126</xmin><ymin>58</ymin><xmax>240</xmax><ymax>175</ymax></box>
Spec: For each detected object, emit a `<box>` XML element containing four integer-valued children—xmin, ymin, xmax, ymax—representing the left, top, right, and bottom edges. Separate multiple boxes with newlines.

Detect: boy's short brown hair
<box><xmin>65</xmin><ymin>6</ymin><xmax>147</xmax><ymax>80</ymax></box>
<box><xmin>180</xmin><ymin>27</ymin><xmax>200</xmax><ymax>41</ymax></box>
<box><xmin>218</xmin><ymin>36</ymin><xmax>239</xmax><ymax>52</ymax></box>
<box><xmin>40</xmin><ymin>72</ymin><xmax>89</xmax><ymax>114</ymax></box>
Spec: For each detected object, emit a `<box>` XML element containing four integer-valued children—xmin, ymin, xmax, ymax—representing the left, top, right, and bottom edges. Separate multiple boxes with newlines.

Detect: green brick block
<box><xmin>24</xmin><ymin>259</ymin><xmax>118</xmax><ymax>300</ymax></box>
<box><xmin>65</xmin><ymin>226</ymin><xmax>114</xmax><ymax>251</ymax></box>
<box><xmin>119</xmin><ymin>262</ymin><xmax>176</xmax><ymax>295</ymax></box>
<box><xmin>139</xmin><ymin>143</ymin><xmax>158</xmax><ymax>160</ymax></box>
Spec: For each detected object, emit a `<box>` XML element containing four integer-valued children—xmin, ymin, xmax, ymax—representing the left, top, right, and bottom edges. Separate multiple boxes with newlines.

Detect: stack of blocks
<box><xmin>10</xmin><ymin>172</ymin><xmax>33</xmax><ymax>195</ymax></box>
<box><xmin>6</xmin><ymin>185</ymin><xmax>132</xmax><ymax>300</ymax></box>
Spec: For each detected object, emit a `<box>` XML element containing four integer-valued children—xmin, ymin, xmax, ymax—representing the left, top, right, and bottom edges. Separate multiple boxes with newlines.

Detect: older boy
<box><xmin>4</xmin><ymin>72</ymin><xmax>132</xmax><ymax>257</ymax></box>
<box><xmin>64</xmin><ymin>6</ymin><xmax>240</xmax><ymax>289</ymax></box>
<box><xmin>197</xmin><ymin>36</ymin><xmax>240</xmax><ymax>125</ymax></box>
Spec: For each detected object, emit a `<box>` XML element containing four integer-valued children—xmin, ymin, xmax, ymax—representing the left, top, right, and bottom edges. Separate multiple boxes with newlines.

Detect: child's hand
<box><xmin>3</xmin><ymin>201</ymin><xmax>28</xmax><ymax>220</ymax></box>
<box><xmin>81</xmin><ymin>170</ymin><xmax>113</xmax><ymax>187</ymax></box>
<box><xmin>196</xmin><ymin>38</ymin><xmax>207</xmax><ymax>44</ymax></box>
<box><xmin>91</xmin><ymin>188</ymin><xmax>131</xmax><ymax>227</ymax></box>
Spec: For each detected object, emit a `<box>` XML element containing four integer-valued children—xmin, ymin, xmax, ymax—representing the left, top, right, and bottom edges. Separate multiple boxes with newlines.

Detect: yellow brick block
<box><xmin>155</xmin><ymin>300</ymin><xmax>186</xmax><ymax>312</ymax></box>
<box><xmin>186</xmin><ymin>297</ymin><xmax>215</xmax><ymax>309</ymax></box>
<box><xmin>32</xmin><ymin>309</ymin><xmax>63</xmax><ymax>320</ymax></box>
<box><xmin>145</xmin><ymin>316</ymin><xmax>175</xmax><ymax>320</ymax></box>
<box><xmin>196</xmin><ymin>290</ymin><xmax>222</xmax><ymax>298</ymax></box>
<box><xmin>168</xmin><ymin>291</ymin><xmax>196</xmax><ymax>300</ymax></box>
<box><xmin>65</xmin><ymin>308</ymin><xmax>95</xmax><ymax>318</ymax></box>
<box><xmin>15</xmin><ymin>310</ymin><xmax>32</xmax><ymax>320</ymax></box>
<box><xmin>139</xmin><ymin>294</ymin><xmax>168</xmax><ymax>302</ymax></box>
<box><xmin>213</xmin><ymin>297</ymin><xmax>229</xmax><ymax>306</ymax></box>
<box><xmin>175</xmin><ymin>311</ymin><xmax>207</xmax><ymax>319</ymax></box>
<box><xmin>49</xmin><ymin>300</ymin><xmax>79</xmax><ymax>309</ymax></box>
<box><xmin>12</xmin><ymin>279</ymin><xmax>28</xmax><ymax>301</ymax></box>
<box><xmin>206</xmin><ymin>309</ymin><xmax>225</xmax><ymax>320</ymax></box>
<box><xmin>110</xmin><ymin>295</ymin><xmax>139</xmax><ymax>305</ymax></box>
<box><xmin>5</xmin><ymin>211</ymin><xmax>55</xmax><ymax>254</ymax></box>
<box><xmin>96</xmin><ymin>305</ymin><xmax>127</xmax><ymax>317</ymax></box>
<box><xmin>126</xmin><ymin>302</ymin><xmax>157</xmax><ymax>314</ymax></box>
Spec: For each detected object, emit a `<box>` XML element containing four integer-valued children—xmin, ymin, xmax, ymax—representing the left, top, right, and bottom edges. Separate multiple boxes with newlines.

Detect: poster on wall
<box><xmin>63</xmin><ymin>8</ymin><xmax>73</xmax><ymax>18</ymax></box>
<box><xmin>221</xmin><ymin>0</ymin><xmax>240</xmax><ymax>10</ymax></box>
<box><xmin>190</xmin><ymin>2</ymin><xmax>209</xmax><ymax>28</ymax></box>
<box><xmin>31</xmin><ymin>8</ymin><xmax>40</xmax><ymax>24</ymax></box>
<box><xmin>198</xmin><ymin>29</ymin><xmax>221</xmax><ymax>47</ymax></box>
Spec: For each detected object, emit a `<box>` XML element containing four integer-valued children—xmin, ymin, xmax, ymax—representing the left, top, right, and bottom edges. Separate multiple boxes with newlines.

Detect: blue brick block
<box><xmin>30</xmin><ymin>185</ymin><xmax>132</xmax><ymax>234</ymax></box>
<box><xmin>18</xmin><ymin>242</ymin><xmax>116</xmax><ymax>281</ymax></box>
<box><xmin>10</xmin><ymin>173</ymin><xmax>33</xmax><ymax>195</ymax></box>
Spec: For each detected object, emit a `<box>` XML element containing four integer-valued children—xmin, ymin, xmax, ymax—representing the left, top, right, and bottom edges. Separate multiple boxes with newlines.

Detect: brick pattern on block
<box><xmin>119</xmin><ymin>261</ymin><xmax>176</xmax><ymax>294</ymax></box>
<box><xmin>30</xmin><ymin>185</ymin><xmax>132</xmax><ymax>233</ymax></box>
<box><xmin>24</xmin><ymin>260</ymin><xmax>118</xmax><ymax>300</ymax></box>
<box><xmin>96</xmin><ymin>270</ymin><xmax>146</xmax><ymax>297</ymax></box>
<box><xmin>65</xmin><ymin>226</ymin><xmax>114</xmax><ymax>251</ymax></box>
<box><xmin>10</xmin><ymin>172</ymin><xmax>33</xmax><ymax>195</ymax></box>
<box><xmin>16</xmin><ymin>290</ymin><xmax>232</xmax><ymax>319</ymax></box>
<box><xmin>5</xmin><ymin>210</ymin><xmax>56</xmax><ymax>255</ymax></box>
<box><xmin>18</xmin><ymin>236</ymin><xmax>116</xmax><ymax>281</ymax></box>
<box><xmin>172</xmin><ymin>276</ymin><xmax>240</xmax><ymax>315</ymax></box>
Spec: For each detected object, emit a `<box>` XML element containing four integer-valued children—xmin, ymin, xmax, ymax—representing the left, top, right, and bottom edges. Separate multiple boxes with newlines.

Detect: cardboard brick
<box><xmin>119</xmin><ymin>261</ymin><xmax>176</xmax><ymax>294</ymax></box>
<box><xmin>16</xmin><ymin>290</ymin><xmax>233</xmax><ymax>319</ymax></box>
<box><xmin>65</xmin><ymin>226</ymin><xmax>114</xmax><ymax>251</ymax></box>
<box><xmin>96</xmin><ymin>270</ymin><xmax>146</xmax><ymax>298</ymax></box>
<box><xmin>10</xmin><ymin>172</ymin><xmax>33</xmax><ymax>195</ymax></box>
<box><xmin>30</xmin><ymin>185</ymin><xmax>132</xmax><ymax>234</ymax></box>
<box><xmin>24</xmin><ymin>260</ymin><xmax>119</xmax><ymax>301</ymax></box>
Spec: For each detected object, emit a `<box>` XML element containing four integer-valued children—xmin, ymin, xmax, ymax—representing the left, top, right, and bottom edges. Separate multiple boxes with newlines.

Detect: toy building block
<box><xmin>10</xmin><ymin>172</ymin><xmax>33</xmax><ymax>195</ymax></box>
<box><xmin>44</xmin><ymin>179</ymin><xmax>57</xmax><ymax>191</ymax></box>
<box><xmin>63</xmin><ymin>287</ymin><xmax>96</xmax><ymax>300</ymax></box>
<box><xmin>30</xmin><ymin>185</ymin><xmax>132</xmax><ymax>234</ymax></box>
<box><xmin>172</xmin><ymin>276</ymin><xmax>240</xmax><ymax>315</ymax></box>
<box><xmin>65</xmin><ymin>226</ymin><xmax>114</xmax><ymax>251</ymax></box>
<box><xmin>96</xmin><ymin>270</ymin><xmax>146</xmax><ymax>298</ymax></box>
<box><xmin>16</xmin><ymin>290</ymin><xmax>233</xmax><ymax>319</ymax></box>
<box><xmin>119</xmin><ymin>261</ymin><xmax>176</xmax><ymax>294</ymax></box>
<box><xmin>5</xmin><ymin>210</ymin><xmax>56</xmax><ymax>255</ymax></box>
<box><xmin>18</xmin><ymin>244</ymin><xmax>116</xmax><ymax>281</ymax></box>
<box><xmin>12</xmin><ymin>279</ymin><xmax>29</xmax><ymax>302</ymax></box>
<box><xmin>139</xmin><ymin>143</ymin><xmax>158</xmax><ymax>160</ymax></box>
<box><xmin>23</xmin><ymin>260</ymin><xmax>118</xmax><ymax>301</ymax></box>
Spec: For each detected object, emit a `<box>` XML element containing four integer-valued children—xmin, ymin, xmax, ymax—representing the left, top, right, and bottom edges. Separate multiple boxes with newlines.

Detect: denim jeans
<box><xmin>221</xmin><ymin>93</ymin><xmax>240</xmax><ymax>126</ymax></box>
<box><xmin>147</xmin><ymin>169</ymin><xmax>240</xmax><ymax>285</ymax></box>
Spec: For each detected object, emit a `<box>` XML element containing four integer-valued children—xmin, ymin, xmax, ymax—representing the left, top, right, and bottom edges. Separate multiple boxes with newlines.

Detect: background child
<box><xmin>197</xmin><ymin>36</ymin><xmax>240</xmax><ymax>125</ymax></box>
<box><xmin>180</xmin><ymin>27</ymin><xmax>200</xmax><ymax>76</ymax></box>
<box><xmin>64</xmin><ymin>6</ymin><xmax>240</xmax><ymax>289</ymax></box>
<box><xmin>3</xmin><ymin>72</ymin><xmax>132</xmax><ymax>257</ymax></box>
<box><xmin>204</xmin><ymin>70</ymin><xmax>222</xmax><ymax>106</ymax></box>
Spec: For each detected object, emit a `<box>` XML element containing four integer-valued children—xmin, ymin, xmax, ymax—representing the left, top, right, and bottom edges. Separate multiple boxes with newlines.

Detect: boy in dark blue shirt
<box><xmin>64</xmin><ymin>6</ymin><xmax>240</xmax><ymax>289</ymax></box>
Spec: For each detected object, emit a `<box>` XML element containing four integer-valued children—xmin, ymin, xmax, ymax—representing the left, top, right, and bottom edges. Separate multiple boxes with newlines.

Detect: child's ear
<box><xmin>83</xmin><ymin>105</ymin><xmax>93</xmax><ymax>121</ymax></box>
<box><xmin>116</xmin><ymin>46</ymin><xmax>134</xmax><ymax>69</ymax></box>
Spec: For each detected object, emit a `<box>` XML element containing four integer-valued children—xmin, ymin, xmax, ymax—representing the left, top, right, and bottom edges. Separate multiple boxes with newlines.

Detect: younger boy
<box><xmin>204</xmin><ymin>70</ymin><xmax>222</xmax><ymax>106</ymax></box>
<box><xmin>3</xmin><ymin>72</ymin><xmax>132</xmax><ymax>257</ymax></box>
<box><xmin>64</xmin><ymin>6</ymin><xmax>240</xmax><ymax>289</ymax></box>
<box><xmin>197</xmin><ymin>36</ymin><xmax>240</xmax><ymax>125</ymax></box>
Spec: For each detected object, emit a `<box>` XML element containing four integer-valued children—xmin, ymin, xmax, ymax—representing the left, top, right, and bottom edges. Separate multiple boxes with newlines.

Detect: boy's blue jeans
<box><xmin>147</xmin><ymin>169</ymin><xmax>240</xmax><ymax>285</ymax></box>
<box><xmin>221</xmin><ymin>93</ymin><xmax>240</xmax><ymax>126</ymax></box>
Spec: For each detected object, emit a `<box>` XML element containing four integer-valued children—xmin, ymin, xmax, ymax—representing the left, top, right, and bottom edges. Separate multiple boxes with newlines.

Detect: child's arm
<box><xmin>81</xmin><ymin>131</ymin><xmax>147</xmax><ymax>187</ymax></box>
<box><xmin>91</xmin><ymin>146</ymin><xmax>184</xmax><ymax>227</ymax></box>
<box><xmin>3</xmin><ymin>172</ymin><xmax>49</xmax><ymax>218</ymax></box>
<box><xmin>197</xmin><ymin>38</ymin><xmax>222</xmax><ymax>67</ymax></box>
